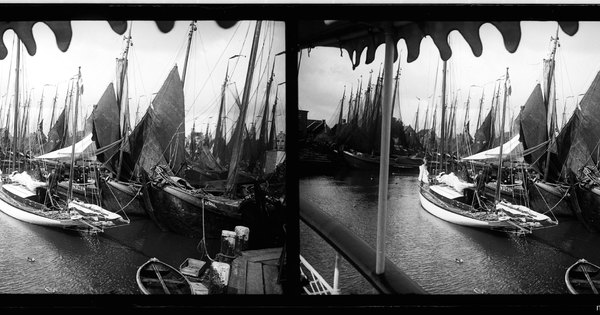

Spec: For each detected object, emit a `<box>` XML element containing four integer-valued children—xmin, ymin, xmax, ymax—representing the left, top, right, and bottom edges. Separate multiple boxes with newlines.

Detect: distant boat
<box><xmin>136</xmin><ymin>257</ymin><xmax>193</xmax><ymax>295</ymax></box>
<box><xmin>565</xmin><ymin>258</ymin><xmax>600</xmax><ymax>295</ymax></box>
<box><xmin>343</xmin><ymin>150</ymin><xmax>420</xmax><ymax>171</ymax></box>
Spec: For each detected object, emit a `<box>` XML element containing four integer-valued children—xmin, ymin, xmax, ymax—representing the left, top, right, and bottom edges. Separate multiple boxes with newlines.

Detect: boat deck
<box><xmin>227</xmin><ymin>247</ymin><xmax>283</xmax><ymax>294</ymax></box>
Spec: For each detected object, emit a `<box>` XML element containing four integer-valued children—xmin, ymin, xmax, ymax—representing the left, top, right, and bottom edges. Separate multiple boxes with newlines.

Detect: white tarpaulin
<box><xmin>462</xmin><ymin>135</ymin><xmax>523</xmax><ymax>162</ymax></box>
<box><xmin>34</xmin><ymin>133</ymin><xmax>97</xmax><ymax>161</ymax></box>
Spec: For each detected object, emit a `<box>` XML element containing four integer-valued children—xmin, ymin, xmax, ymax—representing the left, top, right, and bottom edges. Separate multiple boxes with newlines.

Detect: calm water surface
<box><xmin>300</xmin><ymin>167</ymin><xmax>600</xmax><ymax>294</ymax></box>
<box><xmin>0</xmin><ymin>211</ymin><xmax>211</xmax><ymax>294</ymax></box>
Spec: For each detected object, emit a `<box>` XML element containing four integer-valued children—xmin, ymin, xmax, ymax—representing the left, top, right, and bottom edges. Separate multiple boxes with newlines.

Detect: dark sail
<box><xmin>91</xmin><ymin>83</ymin><xmax>120</xmax><ymax>173</ymax></box>
<box><xmin>43</xmin><ymin>107</ymin><xmax>66</xmax><ymax>153</ymax></box>
<box><xmin>560</xmin><ymin>71</ymin><xmax>600</xmax><ymax>179</ymax></box>
<box><xmin>125</xmin><ymin>66</ymin><xmax>185</xmax><ymax>177</ymax></box>
<box><xmin>471</xmin><ymin>106</ymin><xmax>495</xmax><ymax>154</ymax></box>
<box><xmin>518</xmin><ymin>83</ymin><xmax>546</xmax><ymax>173</ymax></box>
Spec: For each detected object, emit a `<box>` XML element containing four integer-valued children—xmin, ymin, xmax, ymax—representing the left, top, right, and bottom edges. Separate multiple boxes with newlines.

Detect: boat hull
<box><xmin>0</xmin><ymin>185</ymin><xmax>84</xmax><ymax>229</ymax></box>
<box><xmin>100</xmin><ymin>179</ymin><xmax>147</xmax><ymax>216</ymax></box>
<box><xmin>419</xmin><ymin>184</ymin><xmax>509</xmax><ymax>230</ymax></box>
<box><xmin>144</xmin><ymin>183</ymin><xmax>243</xmax><ymax>239</ymax></box>
<box><xmin>565</xmin><ymin>258</ymin><xmax>600</xmax><ymax>294</ymax></box>
<box><xmin>570</xmin><ymin>185</ymin><xmax>600</xmax><ymax>233</ymax></box>
<box><xmin>528</xmin><ymin>180</ymin><xmax>574</xmax><ymax>217</ymax></box>
<box><xmin>136</xmin><ymin>258</ymin><xmax>193</xmax><ymax>295</ymax></box>
<box><xmin>343</xmin><ymin>151</ymin><xmax>419</xmax><ymax>172</ymax></box>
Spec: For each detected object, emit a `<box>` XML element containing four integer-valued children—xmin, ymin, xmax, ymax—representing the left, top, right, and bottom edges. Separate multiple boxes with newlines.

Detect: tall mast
<box><xmin>116</xmin><ymin>23</ymin><xmax>133</xmax><ymax>180</ymax></box>
<box><xmin>35</xmin><ymin>89</ymin><xmax>45</xmax><ymax>151</ymax></box>
<box><xmin>213</xmin><ymin>59</ymin><xmax>231</xmax><ymax>162</ymax></box>
<box><xmin>226</xmin><ymin>20</ymin><xmax>262</xmax><ymax>196</ymax></box>
<box><xmin>475</xmin><ymin>90</ymin><xmax>485</xmax><ymax>131</ymax></box>
<box><xmin>414</xmin><ymin>101</ymin><xmax>420</xmax><ymax>132</ymax></box>
<box><xmin>391</xmin><ymin>57</ymin><xmax>401</xmax><ymax>120</ymax></box>
<box><xmin>260</xmin><ymin>59</ymin><xmax>276</xmax><ymax>148</ymax></box>
<box><xmin>67</xmin><ymin>67</ymin><xmax>82</xmax><ymax>204</ymax></box>
<box><xmin>181</xmin><ymin>21</ymin><xmax>197</xmax><ymax>88</ymax></box>
<box><xmin>543</xmin><ymin>27</ymin><xmax>560</xmax><ymax>181</ymax></box>
<box><xmin>337</xmin><ymin>86</ymin><xmax>346</xmax><ymax>128</ymax></box>
<box><xmin>12</xmin><ymin>37</ymin><xmax>20</xmax><ymax>172</ymax></box>
<box><xmin>48</xmin><ymin>86</ymin><xmax>58</xmax><ymax>131</ymax></box>
<box><xmin>268</xmin><ymin>84</ymin><xmax>280</xmax><ymax>150</ymax></box>
<box><xmin>440</xmin><ymin>59</ymin><xmax>448</xmax><ymax>172</ymax></box>
<box><xmin>495</xmin><ymin>68</ymin><xmax>510</xmax><ymax>202</ymax></box>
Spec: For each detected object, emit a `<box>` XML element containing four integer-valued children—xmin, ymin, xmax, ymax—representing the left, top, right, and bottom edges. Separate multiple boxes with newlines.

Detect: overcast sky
<box><xmin>298</xmin><ymin>21</ymin><xmax>600</xmax><ymax>135</ymax></box>
<box><xmin>0</xmin><ymin>20</ymin><xmax>285</xmax><ymax>144</ymax></box>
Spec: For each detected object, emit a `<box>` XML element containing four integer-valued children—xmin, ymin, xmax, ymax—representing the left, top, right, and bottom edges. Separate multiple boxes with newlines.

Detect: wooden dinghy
<box><xmin>136</xmin><ymin>257</ymin><xmax>194</xmax><ymax>295</ymax></box>
<box><xmin>565</xmin><ymin>258</ymin><xmax>600</xmax><ymax>294</ymax></box>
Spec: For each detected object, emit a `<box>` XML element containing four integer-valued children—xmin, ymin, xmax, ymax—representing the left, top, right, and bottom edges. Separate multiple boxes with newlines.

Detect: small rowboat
<box><xmin>565</xmin><ymin>258</ymin><xmax>600</xmax><ymax>294</ymax></box>
<box><xmin>136</xmin><ymin>257</ymin><xmax>194</xmax><ymax>295</ymax></box>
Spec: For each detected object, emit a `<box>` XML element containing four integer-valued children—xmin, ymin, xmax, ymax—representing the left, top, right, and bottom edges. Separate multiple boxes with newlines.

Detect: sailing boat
<box><xmin>135</xmin><ymin>21</ymin><xmax>285</xmax><ymax>247</ymax></box>
<box><xmin>0</xmin><ymin>41</ymin><xmax>127</xmax><ymax>233</ymax></box>
<box><xmin>540</xmin><ymin>67</ymin><xmax>600</xmax><ymax>232</ymax></box>
<box><xmin>418</xmin><ymin>64</ymin><xmax>557</xmax><ymax>235</ymax></box>
<box><xmin>515</xmin><ymin>31</ymin><xmax>576</xmax><ymax>219</ymax></box>
<box><xmin>339</xmin><ymin>57</ymin><xmax>421</xmax><ymax>172</ymax></box>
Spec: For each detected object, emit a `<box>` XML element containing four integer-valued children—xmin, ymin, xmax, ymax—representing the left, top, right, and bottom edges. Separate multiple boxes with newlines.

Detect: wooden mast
<box><xmin>181</xmin><ymin>21</ymin><xmax>197</xmax><ymax>88</ymax></box>
<box><xmin>116</xmin><ymin>24</ymin><xmax>133</xmax><ymax>180</ymax></box>
<box><xmin>440</xmin><ymin>60</ymin><xmax>448</xmax><ymax>172</ymax></box>
<box><xmin>48</xmin><ymin>86</ymin><xmax>58</xmax><ymax>131</ymax></box>
<box><xmin>495</xmin><ymin>68</ymin><xmax>510</xmax><ymax>202</ymax></box>
<box><xmin>67</xmin><ymin>67</ymin><xmax>82</xmax><ymax>204</ymax></box>
<box><xmin>543</xmin><ymin>27</ymin><xmax>559</xmax><ymax>181</ymax></box>
<box><xmin>226</xmin><ymin>20</ymin><xmax>262</xmax><ymax>197</ymax></box>
<box><xmin>12</xmin><ymin>37</ymin><xmax>20</xmax><ymax>173</ymax></box>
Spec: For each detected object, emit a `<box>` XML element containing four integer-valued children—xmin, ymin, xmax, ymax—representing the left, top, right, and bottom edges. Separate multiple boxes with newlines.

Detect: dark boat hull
<box><xmin>144</xmin><ymin>183</ymin><xmax>243</xmax><ymax>239</ymax></box>
<box><xmin>100</xmin><ymin>179</ymin><xmax>147</xmax><ymax>216</ymax></box>
<box><xmin>343</xmin><ymin>151</ymin><xmax>419</xmax><ymax>172</ymax></box>
<box><xmin>528</xmin><ymin>180</ymin><xmax>574</xmax><ymax>217</ymax></box>
<box><xmin>570</xmin><ymin>185</ymin><xmax>600</xmax><ymax>233</ymax></box>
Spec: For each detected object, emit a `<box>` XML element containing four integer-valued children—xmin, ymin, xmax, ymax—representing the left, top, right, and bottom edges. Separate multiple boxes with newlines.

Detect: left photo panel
<box><xmin>0</xmin><ymin>20</ymin><xmax>287</xmax><ymax>295</ymax></box>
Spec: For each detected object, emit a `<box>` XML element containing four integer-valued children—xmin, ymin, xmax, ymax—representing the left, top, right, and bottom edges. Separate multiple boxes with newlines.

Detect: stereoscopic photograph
<box><xmin>298</xmin><ymin>19</ymin><xmax>600</xmax><ymax>296</ymax></box>
<box><xmin>0</xmin><ymin>19</ymin><xmax>286</xmax><ymax>296</ymax></box>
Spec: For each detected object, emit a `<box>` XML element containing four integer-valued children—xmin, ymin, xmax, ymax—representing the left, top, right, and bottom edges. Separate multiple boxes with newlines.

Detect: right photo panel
<box><xmin>297</xmin><ymin>19</ymin><xmax>600</xmax><ymax>295</ymax></box>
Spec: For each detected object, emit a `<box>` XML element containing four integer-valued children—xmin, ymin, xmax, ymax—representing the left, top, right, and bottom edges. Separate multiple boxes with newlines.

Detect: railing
<box><xmin>299</xmin><ymin>254</ymin><xmax>338</xmax><ymax>295</ymax></box>
<box><xmin>300</xmin><ymin>198</ymin><xmax>427</xmax><ymax>295</ymax></box>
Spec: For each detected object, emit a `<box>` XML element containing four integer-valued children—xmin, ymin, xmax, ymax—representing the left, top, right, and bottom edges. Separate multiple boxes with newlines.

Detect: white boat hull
<box><xmin>0</xmin><ymin>193</ymin><xmax>78</xmax><ymax>228</ymax></box>
<box><xmin>419</xmin><ymin>187</ymin><xmax>491</xmax><ymax>228</ymax></box>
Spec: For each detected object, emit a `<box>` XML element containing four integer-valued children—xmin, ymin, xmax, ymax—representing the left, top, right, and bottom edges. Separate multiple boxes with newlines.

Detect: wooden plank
<box><xmin>246</xmin><ymin>261</ymin><xmax>264</xmax><ymax>294</ymax></box>
<box><xmin>242</xmin><ymin>247</ymin><xmax>282</xmax><ymax>259</ymax></box>
<box><xmin>263</xmin><ymin>264</ymin><xmax>282</xmax><ymax>295</ymax></box>
<box><xmin>248</xmin><ymin>251</ymin><xmax>282</xmax><ymax>263</ymax></box>
<box><xmin>227</xmin><ymin>257</ymin><xmax>247</xmax><ymax>294</ymax></box>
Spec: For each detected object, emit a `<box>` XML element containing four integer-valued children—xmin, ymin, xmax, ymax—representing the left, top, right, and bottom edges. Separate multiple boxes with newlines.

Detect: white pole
<box><xmin>333</xmin><ymin>253</ymin><xmax>340</xmax><ymax>294</ymax></box>
<box><xmin>376</xmin><ymin>25</ymin><xmax>394</xmax><ymax>274</ymax></box>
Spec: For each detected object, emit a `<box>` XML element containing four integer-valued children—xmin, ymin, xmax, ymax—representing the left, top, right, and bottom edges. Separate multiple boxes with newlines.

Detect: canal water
<box><xmin>300</xmin><ymin>167</ymin><xmax>600</xmax><ymax>295</ymax></box>
<box><xmin>0</xmin><ymin>211</ymin><xmax>215</xmax><ymax>294</ymax></box>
